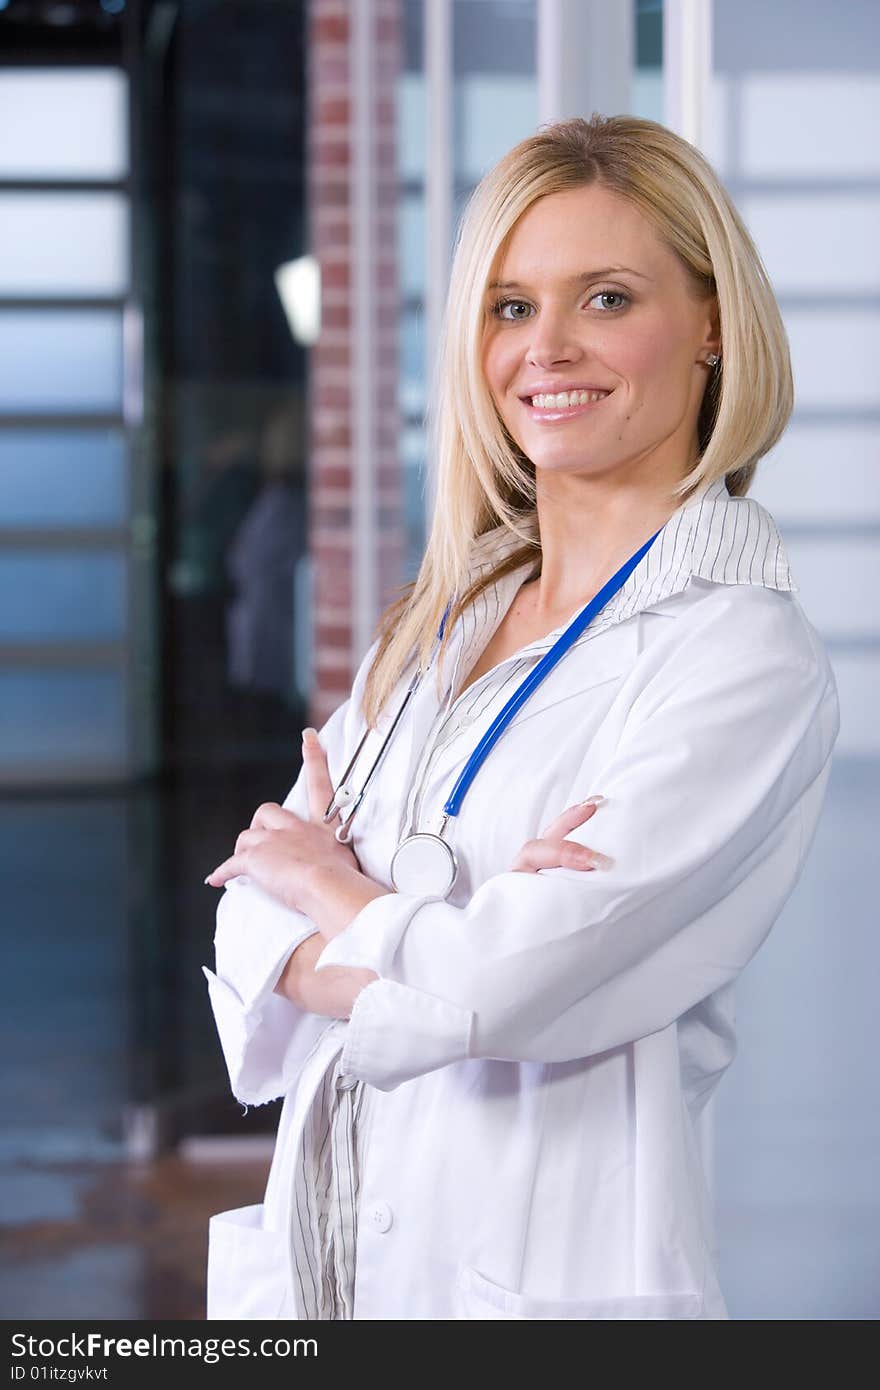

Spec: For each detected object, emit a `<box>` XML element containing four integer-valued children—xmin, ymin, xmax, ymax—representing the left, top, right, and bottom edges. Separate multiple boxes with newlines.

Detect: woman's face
<box><xmin>481</xmin><ymin>183</ymin><xmax>720</xmax><ymax>489</ymax></box>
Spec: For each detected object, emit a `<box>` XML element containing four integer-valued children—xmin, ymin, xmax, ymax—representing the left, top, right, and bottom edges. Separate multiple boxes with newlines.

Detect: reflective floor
<box><xmin>0</xmin><ymin>1154</ymin><xmax>270</xmax><ymax>1320</ymax></box>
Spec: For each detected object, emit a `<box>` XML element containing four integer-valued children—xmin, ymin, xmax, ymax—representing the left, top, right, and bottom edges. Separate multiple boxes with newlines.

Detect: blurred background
<box><xmin>0</xmin><ymin>0</ymin><xmax>876</xmax><ymax>1320</ymax></box>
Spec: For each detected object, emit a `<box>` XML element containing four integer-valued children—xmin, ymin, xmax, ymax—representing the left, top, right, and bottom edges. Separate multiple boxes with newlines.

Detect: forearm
<box><xmin>274</xmin><ymin>929</ymin><xmax>379</xmax><ymax>1018</ymax></box>
<box><xmin>296</xmin><ymin>861</ymin><xmax>394</xmax><ymax>940</ymax></box>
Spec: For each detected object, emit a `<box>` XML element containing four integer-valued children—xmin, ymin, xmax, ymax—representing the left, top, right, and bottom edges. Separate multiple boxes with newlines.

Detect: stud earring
<box><xmin>705</xmin><ymin>353</ymin><xmax>721</xmax><ymax>368</ymax></box>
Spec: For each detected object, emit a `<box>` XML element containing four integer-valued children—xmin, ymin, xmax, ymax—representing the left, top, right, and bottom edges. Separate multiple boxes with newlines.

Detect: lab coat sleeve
<box><xmin>315</xmin><ymin>619</ymin><xmax>840</xmax><ymax>1091</ymax></box>
<box><xmin>202</xmin><ymin>639</ymin><xmax>381</xmax><ymax>1106</ymax></box>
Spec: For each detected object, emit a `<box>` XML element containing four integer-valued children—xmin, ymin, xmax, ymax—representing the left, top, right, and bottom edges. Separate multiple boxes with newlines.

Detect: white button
<box><xmin>367</xmin><ymin>1200</ymin><xmax>393</xmax><ymax>1233</ymax></box>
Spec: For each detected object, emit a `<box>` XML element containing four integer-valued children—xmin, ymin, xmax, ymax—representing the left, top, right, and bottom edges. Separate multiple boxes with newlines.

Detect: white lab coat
<box><xmin>203</xmin><ymin>478</ymin><xmax>840</xmax><ymax>1320</ymax></box>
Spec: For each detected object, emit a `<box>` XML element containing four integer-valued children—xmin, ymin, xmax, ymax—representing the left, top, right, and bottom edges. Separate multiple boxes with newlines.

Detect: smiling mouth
<box><xmin>525</xmin><ymin>389</ymin><xmax>612</xmax><ymax>409</ymax></box>
<box><xmin>521</xmin><ymin>388</ymin><xmax>613</xmax><ymax>420</ymax></box>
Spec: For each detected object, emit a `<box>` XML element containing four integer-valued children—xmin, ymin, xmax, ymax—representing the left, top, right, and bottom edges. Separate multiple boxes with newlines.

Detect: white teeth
<box><xmin>530</xmin><ymin>390</ymin><xmax>609</xmax><ymax>409</ymax></box>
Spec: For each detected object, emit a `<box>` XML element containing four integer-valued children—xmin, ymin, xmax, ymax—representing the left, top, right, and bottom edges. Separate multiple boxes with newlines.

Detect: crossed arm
<box><xmin>269</xmin><ymin>732</ymin><xmax>608</xmax><ymax>1019</ymax></box>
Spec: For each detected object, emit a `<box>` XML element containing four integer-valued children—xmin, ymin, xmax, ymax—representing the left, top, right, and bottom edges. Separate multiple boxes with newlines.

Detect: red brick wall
<box><xmin>307</xmin><ymin>0</ymin><xmax>404</xmax><ymax>728</ymax></box>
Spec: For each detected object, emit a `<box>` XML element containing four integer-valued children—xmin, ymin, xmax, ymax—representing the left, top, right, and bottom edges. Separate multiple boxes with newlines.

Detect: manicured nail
<box><xmin>204</xmin><ymin>875</ymin><xmax>214</xmax><ymax>885</ymax></box>
<box><xmin>582</xmin><ymin>795</ymin><xmax>605</xmax><ymax>807</ymax></box>
<box><xmin>591</xmin><ymin>852</ymin><xmax>614</xmax><ymax>869</ymax></box>
<box><xmin>302</xmin><ymin>727</ymin><xmax>318</xmax><ymax>744</ymax></box>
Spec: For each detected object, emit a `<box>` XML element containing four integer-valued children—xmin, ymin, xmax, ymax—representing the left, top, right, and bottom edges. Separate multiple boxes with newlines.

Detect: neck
<box><xmin>526</xmin><ymin>469</ymin><xmax>690</xmax><ymax>620</ymax></box>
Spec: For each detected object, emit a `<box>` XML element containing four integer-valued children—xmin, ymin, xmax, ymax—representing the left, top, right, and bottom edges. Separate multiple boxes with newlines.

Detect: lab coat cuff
<box><xmin>312</xmin><ymin>888</ymin><xmax>437</xmax><ymax>977</ymax></box>
<box><xmin>338</xmin><ymin>976</ymin><xmax>474</xmax><ymax>1091</ymax></box>
<box><xmin>202</xmin><ymin>964</ymin><xmax>331</xmax><ymax>1107</ymax></box>
<box><xmin>213</xmin><ymin>875</ymin><xmax>320</xmax><ymax>1015</ymax></box>
<box><xmin>202</xmin><ymin>966</ymin><xmax>288</xmax><ymax>1107</ymax></box>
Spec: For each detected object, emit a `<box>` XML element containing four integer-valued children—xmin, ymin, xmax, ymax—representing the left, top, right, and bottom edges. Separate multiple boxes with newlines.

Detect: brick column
<box><xmin>307</xmin><ymin>0</ymin><xmax>404</xmax><ymax>728</ymax></box>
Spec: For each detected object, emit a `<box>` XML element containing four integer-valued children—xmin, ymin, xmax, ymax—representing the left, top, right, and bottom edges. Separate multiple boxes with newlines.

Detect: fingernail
<box><xmin>592</xmin><ymin>852</ymin><xmax>614</xmax><ymax>870</ymax></box>
<box><xmin>203</xmin><ymin>875</ymin><xmax>214</xmax><ymax>885</ymax></box>
<box><xmin>302</xmin><ymin>727</ymin><xmax>318</xmax><ymax>743</ymax></box>
<box><xmin>582</xmin><ymin>795</ymin><xmax>605</xmax><ymax>807</ymax></box>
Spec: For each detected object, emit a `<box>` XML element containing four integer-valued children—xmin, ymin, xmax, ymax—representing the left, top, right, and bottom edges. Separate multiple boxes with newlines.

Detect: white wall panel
<box><xmin>740</xmin><ymin>194</ymin><xmax>880</xmax><ymax>294</ymax></box>
<box><xmin>741</xmin><ymin>73</ymin><xmax>880</xmax><ymax>179</ymax></box>
<box><xmin>0</xmin><ymin>194</ymin><xmax>129</xmax><ymax>297</ymax></box>
<box><xmin>0</xmin><ymin>69</ymin><xmax>128</xmax><ymax>181</ymax></box>
<box><xmin>752</xmin><ymin>427</ymin><xmax>880</xmax><ymax>524</ymax></box>
<box><xmin>826</xmin><ymin>651</ymin><xmax>880</xmax><ymax>756</ymax></box>
<box><xmin>0</xmin><ymin>431</ymin><xmax>127</xmax><ymax>527</ymax></box>
<box><xmin>785</xmin><ymin>538</ymin><xmax>880</xmax><ymax>638</ymax></box>
<box><xmin>0</xmin><ymin>311</ymin><xmax>123</xmax><ymax>413</ymax></box>
<box><xmin>785</xmin><ymin>309</ymin><xmax>880</xmax><ymax>410</ymax></box>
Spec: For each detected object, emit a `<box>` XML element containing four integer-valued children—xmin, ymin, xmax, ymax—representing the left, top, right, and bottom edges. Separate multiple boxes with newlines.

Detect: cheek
<box><xmin>618</xmin><ymin>318</ymin><xmax>693</xmax><ymax>385</ymax></box>
<box><xmin>482</xmin><ymin>334</ymin><xmax>516</xmax><ymax>401</ymax></box>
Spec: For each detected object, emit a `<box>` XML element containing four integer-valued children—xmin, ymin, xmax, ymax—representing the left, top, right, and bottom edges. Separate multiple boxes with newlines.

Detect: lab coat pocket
<box><xmin>455</xmin><ymin>1266</ymin><xmax>705</xmax><ymax>1320</ymax></box>
<box><xmin>207</xmin><ymin>1203</ymin><xmax>291</xmax><ymax>1320</ymax></box>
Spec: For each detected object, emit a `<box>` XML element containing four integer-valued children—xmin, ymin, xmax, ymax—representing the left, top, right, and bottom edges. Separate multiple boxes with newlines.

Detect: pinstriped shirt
<box><xmin>290</xmin><ymin>1034</ymin><xmax>374</xmax><ymax>1320</ymax></box>
<box><xmin>290</xmin><ymin>475</ymin><xmax>796</xmax><ymax>1320</ymax></box>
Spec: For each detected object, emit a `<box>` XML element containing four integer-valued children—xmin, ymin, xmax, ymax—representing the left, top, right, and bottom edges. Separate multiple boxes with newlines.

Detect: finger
<box><xmin>250</xmin><ymin>801</ymin><xmax>299</xmax><ymax>831</ymax></box>
<box><xmin>302</xmin><ymin>727</ymin><xmax>339</xmax><ymax>825</ymax></box>
<box><xmin>511</xmin><ymin>838</ymin><xmax>613</xmax><ymax>873</ymax></box>
<box><xmin>538</xmin><ymin>795</ymin><xmax>604</xmax><ymax>840</ymax></box>
<box><xmin>234</xmin><ymin>827</ymin><xmax>270</xmax><ymax>855</ymax></box>
<box><xmin>204</xmin><ymin>853</ymin><xmax>246</xmax><ymax>887</ymax></box>
<box><xmin>511</xmin><ymin>839</ymin><xmax>598</xmax><ymax>873</ymax></box>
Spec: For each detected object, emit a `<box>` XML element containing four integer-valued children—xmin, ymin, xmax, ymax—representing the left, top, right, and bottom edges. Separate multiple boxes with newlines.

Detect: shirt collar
<box><xmin>453</xmin><ymin>475</ymin><xmax>797</xmax><ymax>668</ymax></box>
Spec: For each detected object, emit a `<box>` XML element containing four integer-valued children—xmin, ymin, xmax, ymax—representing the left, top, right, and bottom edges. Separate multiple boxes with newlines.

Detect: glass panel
<box><xmin>634</xmin><ymin>0</ymin><xmax>664</xmax><ymax>120</ymax></box>
<box><xmin>399</xmin><ymin>191</ymin><xmax>426</xmax><ymax>300</ymax></box>
<box><xmin>0</xmin><ymin>69</ymin><xmax>128</xmax><ymax>180</ymax></box>
<box><xmin>0</xmin><ymin>551</ymin><xmax>126</xmax><ymax>642</ymax></box>
<box><xmin>0</xmin><ymin>311</ymin><xmax>123</xmax><ymax>414</ymax></box>
<box><xmin>453</xmin><ymin>0</ymin><xmax>538</xmax><ymax>194</ymax></box>
<box><xmin>400</xmin><ymin>306</ymin><xmax>426</xmax><ymax>418</ymax></box>
<box><xmin>455</xmin><ymin>75</ymin><xmax>538</xmax><ymax>185</ymax></box>
<box><xmin>397</xmin><ymin>72</ymin><xmax>425</xmax><ymax>181</ymax></box>
<box><xmin>0</xmin><ymin>669</ymin><xmax>125</xmax><ymax>768</ymax></box>
<box><xmin>0</xmin><ymin>431</ymin><xmax>127</xmax><ymax>528</ymax></box>
<box><xmin>0</xmin><ymin>194</ymin><xmax>130</xmax><ymax>297</ymax></box>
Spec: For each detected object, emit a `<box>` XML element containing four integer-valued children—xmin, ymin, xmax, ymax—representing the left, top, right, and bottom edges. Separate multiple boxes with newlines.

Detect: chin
<box><xmin>527</xmin><ymin>442</ymin><xmax>603</xmax><ymax>471</ymax></box>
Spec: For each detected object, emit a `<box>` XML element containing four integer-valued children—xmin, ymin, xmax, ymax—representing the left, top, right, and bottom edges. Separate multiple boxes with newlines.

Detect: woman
<box><xmin>203</xmin><ymin>114</ymin><xmax>839</xmax><ymax>1320</ymax></box>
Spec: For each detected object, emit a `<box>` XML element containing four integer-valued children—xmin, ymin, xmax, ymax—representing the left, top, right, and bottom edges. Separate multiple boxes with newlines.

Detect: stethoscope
<box><xmin>323</xmin><ymin>526</ymin><xmax>662</xmax><ymax>899</ymax></box>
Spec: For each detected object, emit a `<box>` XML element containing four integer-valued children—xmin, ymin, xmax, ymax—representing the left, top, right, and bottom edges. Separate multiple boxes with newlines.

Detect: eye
<box><xmin>489</xmin><ymin>289</ymin><xmax>631</xmax><ymax>321</ymax></box>
<box><xmin>588</xmin><ymin>290</ymin><xmax>630</xmax><ymax>311</ymax></box>
<box><xmin>491</xmin><ymin>297</ymin><xmax>533</xmax><ymax>321</ymax></box>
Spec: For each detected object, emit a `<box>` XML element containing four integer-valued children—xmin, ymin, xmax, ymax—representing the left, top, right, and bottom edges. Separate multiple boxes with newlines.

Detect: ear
<box><xmin>701</xmin><ymin>295</ymin><xmax>722</xmax><ymax>357</ymax></box>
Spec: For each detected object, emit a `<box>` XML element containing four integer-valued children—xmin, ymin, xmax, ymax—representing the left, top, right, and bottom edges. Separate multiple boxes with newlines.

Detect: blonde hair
<box><xmin>359</xmin><ymin>112</ymin><xmax>793</xmax><ymax>727</ymax></box>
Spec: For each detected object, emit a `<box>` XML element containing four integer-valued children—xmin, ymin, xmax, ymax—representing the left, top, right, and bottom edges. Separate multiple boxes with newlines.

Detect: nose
<box><xmin>524</xmin><ymin>307</ymin><xmax>583</xmax><ymax>370</ymax></box>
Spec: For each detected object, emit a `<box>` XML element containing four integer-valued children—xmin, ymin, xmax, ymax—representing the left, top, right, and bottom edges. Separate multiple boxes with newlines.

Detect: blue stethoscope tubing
<box><xmin>325</xmin><ymin>525</ymin><xmax>662</xmax><ymax>897</ymax></box>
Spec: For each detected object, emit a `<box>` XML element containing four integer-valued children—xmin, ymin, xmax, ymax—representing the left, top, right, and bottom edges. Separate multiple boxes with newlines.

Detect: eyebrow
<box><xmin>487</xmin><ymin>267</ymin><xmax>652</xmax><ymax>290</ymax></box>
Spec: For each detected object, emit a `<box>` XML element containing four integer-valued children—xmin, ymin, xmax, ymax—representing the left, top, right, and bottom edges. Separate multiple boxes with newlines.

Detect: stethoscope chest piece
<box><xmin>390</xmin><ymin>832</ymin><xmax>458</xmax><ymax>898</ymax></box>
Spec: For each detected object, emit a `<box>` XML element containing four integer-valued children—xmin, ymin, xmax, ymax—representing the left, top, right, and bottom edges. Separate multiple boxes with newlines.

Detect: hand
<box><xmin>204</xmin><ymin>727</ymin><xmax>361</xmax><ymax>906</ymax></box>
<box><xmin>510</xmin><ymin>796</ymin><xmax>614</xmax><ymax>873</ymax></box>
